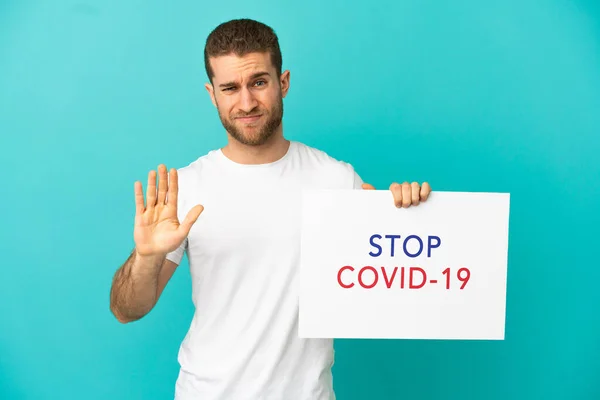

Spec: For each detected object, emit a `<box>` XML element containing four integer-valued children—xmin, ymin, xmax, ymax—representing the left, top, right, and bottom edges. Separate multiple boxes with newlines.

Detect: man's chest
<box><xmin>185</xmin><ymin>185</ymin><xmax>303</xmax><ymax>258</ymax></box>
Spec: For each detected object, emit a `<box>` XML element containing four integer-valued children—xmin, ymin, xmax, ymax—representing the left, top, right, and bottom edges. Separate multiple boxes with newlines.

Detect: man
<box><xmin>109</xmin><ymin>18</ymin><xmax>431</xmax><ymax>400</ymax></box>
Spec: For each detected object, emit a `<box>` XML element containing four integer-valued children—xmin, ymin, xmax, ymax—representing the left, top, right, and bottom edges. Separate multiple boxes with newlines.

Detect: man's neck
<box><xmin>221</xmin><ymin>133</ymin><xmax>290</xmax><ymax>165</ymax></box>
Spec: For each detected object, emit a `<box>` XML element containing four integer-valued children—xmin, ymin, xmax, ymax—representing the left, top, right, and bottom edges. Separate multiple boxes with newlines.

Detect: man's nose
<box><xmin>238</xmin><ymin>87</ymin><xmax>259</xmax><ymax>113</ymax></box>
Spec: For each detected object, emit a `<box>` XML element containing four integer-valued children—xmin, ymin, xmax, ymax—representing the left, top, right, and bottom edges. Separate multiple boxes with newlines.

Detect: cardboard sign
<box><xmin>299</xmin><ymin>190</ymin><xmax>510</xmax><ymax>340</ymax></box>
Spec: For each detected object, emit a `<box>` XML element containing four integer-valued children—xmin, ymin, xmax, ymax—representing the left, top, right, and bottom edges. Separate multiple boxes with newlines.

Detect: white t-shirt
<box><xmin>166</xmin><ymin>140</ymin><xmax>363</xmax><ymax>400</ymax></box>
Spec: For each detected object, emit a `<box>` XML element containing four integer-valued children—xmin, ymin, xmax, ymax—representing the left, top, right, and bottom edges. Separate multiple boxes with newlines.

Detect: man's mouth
<box><xmin>235</xmin><ymin>114</ymin><xmax>262</xmax><ymax>123</ymax></box>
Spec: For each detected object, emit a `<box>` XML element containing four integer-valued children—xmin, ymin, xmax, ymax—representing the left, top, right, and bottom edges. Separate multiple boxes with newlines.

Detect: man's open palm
<box><xmin>133</xmin><ymin>164</ymin><xmax>204</xmax><ymax>257</ymax></box>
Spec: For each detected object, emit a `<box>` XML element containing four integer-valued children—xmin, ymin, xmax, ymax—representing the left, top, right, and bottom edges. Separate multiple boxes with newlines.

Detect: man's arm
<box><xmin>109</xmin><ymin>164</ymin><xmax>203</xmax><ymax>323</ymax></box>
<box><xmin>109</xmin><ymin>249</ymin><xmax>178</xmax><ymax>323</ymax></box>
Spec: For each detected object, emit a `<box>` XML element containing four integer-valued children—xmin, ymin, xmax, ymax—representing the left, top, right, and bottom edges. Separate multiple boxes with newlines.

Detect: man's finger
<box><xmin>411</xmin><ymin>182</ymin><xmax>420</xmax><ymax>206</ymax></box>
<box><xmin>134</xmin><ymin>181</ymin><xmax>145</xmax><ymax>215</ymax></box>
<box><xmin>362</xmin><ymin>183</ymin><xmax>376</xmax><ymax>190</ymax></box>
<box><xmin>421</xmin><ymin>182</ymin><xmax>431</xmax><ymax>201</ymax></box>
<box><xmin>390</xmin><ymin>182</ymin><xmax>402</xmax><ymax>207</ymax></box>
<box><xmin>167</xmin><ymin>168</ymin><xmax>178</xmax><ymax>206</ymax></box>
<box><xmin>157</xmin><ymin>164</ymin><xmax>168</xmax><ymax>205</ymax></box>
<box><xmin>146</xmin><ymin>170</ymin><xmax>157</xmax><ymax>209</ymax></box>
<box><xmin>401</xmin><ymin>182</ymin><xmax>412</xmax><ymax>208</ymax></box>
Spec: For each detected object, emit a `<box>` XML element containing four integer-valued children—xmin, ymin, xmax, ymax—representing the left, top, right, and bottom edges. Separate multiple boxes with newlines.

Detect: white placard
<box><xmin>299</xmin><ymin>190</ymin><xmax>510</xmax><ymax>340</ymax></box>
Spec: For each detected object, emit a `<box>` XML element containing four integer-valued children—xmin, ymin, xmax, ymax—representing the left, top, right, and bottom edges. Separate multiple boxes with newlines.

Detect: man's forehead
<box><xmin>210</xmin><ymin>52</ymin><xmax>275</xmax><ymax>82</ymax></box>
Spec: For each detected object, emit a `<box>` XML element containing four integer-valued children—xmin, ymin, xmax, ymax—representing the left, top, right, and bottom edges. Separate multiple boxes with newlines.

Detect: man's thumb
<box><xmin>180</xmin><ymin>204</ymin><xmax>204</xmax><ymax>233</ymax></box>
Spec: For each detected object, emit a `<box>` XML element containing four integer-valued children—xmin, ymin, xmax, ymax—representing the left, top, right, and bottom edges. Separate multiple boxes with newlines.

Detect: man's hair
<box><xmin>204</xmin><ymin>19</ymin><xmax>283</xmax><ymax>82</ymax></box>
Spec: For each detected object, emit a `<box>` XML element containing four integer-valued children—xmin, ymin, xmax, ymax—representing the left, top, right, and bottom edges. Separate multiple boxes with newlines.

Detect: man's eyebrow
<box><xmin>219</xmin><ymin>72</ymin><xmax>270</xmax><ymax>88</ymax></box>
<box><xmin>250</xmin><ymin>71</ymin><xmax>270</xmax><ymax>80</ymax></box>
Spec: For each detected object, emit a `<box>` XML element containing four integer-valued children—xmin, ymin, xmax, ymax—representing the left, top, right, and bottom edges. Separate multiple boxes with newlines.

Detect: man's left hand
<box><xmin>362</xmin><ymin>181</ymin><xmax>431</xmax><ymax>208</ymax></box>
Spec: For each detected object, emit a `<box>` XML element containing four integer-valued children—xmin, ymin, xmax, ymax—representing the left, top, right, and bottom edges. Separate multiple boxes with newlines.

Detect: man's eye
<box><xmin>255</xmin><ymin>80</ymin><xmax>266</xmax><ymax>86</ymax></box>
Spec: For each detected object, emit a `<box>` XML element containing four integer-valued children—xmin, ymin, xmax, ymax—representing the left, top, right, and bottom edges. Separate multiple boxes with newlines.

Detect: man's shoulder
<box><xmin>166</xmin><ymin>149</ymin><xmax>222</xmax><ymax>194</ymax></box>
<box><xmin>175</xmin><ymin>148</ymin><xmax>220</xmax><ymax>175</ymax></box>
<box><xmin>293</xmin><ymin>141</ymin><xmax>357</xmax><ymax>172</ymax></box>
<box><xmin>292</xmin><ymin>141</ymin><xmax>362</xmax><ymax>189</ymax></box>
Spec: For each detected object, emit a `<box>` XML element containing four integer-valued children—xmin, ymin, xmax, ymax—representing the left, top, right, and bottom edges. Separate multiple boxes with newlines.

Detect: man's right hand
<box><xmin>133</xmin><ymin>164</ymin><xmax>204</xmax><ymax>257</ymax></box>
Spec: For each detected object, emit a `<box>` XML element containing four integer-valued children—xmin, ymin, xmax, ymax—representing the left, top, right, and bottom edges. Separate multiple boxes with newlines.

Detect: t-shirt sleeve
<box><xmin>166</xmin><ymin>237</ymin><xmax>188</xmax><ymax>265</ymax></box>
<box><xmin>352</xmin><ymin>168</ymin><xmax>364</xmax><ymax>189</ymax></box>
<box><xmin>349</xmin><ymin>164</ymin><xmax>364</xmax><ymax>190</ymax></box>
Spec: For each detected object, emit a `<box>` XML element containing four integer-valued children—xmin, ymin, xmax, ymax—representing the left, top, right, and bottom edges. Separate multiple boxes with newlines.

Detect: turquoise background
<box><xmin>1</xmin><ymin>0</ymin><xmax>599</xmax><ymax>399</ymax></box>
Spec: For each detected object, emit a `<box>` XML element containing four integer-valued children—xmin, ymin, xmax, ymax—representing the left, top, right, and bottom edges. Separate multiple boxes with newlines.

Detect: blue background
<box><xmin>1</xmin><ymin>1</ymin><xmax>599</xmax><ymax>399</ymax></box>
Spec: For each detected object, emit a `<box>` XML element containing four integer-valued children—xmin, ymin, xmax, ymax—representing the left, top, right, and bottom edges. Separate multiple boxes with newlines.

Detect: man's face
<box><xmin>205</xmin><ymin>52</ymin><xmax>290</xmax><ymax>146</ymax></box>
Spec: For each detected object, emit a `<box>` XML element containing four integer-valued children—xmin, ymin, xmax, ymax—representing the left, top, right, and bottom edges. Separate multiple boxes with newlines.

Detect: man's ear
<box><xmin>205</xmin><ymin>83</ymin><xmax>217</xmax><ymax>107</ymax></box>
<box><xmin>280</xmin><ymin>70</ymin><xmax>290</xmax><ymax>98</ymax></box>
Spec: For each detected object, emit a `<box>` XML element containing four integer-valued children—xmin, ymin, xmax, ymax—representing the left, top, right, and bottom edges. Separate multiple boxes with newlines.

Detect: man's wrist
<box><xmin>134</xmin><ymin>249</ymin><xmax>166</xmax><ymax>266</ymax></box>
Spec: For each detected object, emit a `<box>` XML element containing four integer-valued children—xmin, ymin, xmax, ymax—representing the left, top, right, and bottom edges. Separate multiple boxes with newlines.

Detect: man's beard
<box><xmin>217</xmin><ymin>96</ymin><xmax>284</xmax><ymax>146</ymax></box>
